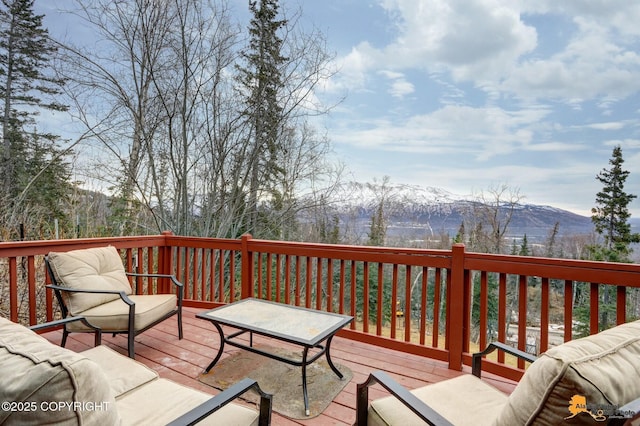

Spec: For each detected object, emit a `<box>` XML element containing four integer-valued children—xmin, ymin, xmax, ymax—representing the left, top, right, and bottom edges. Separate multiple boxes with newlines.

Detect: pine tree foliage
<box><xmin>519</xmin><ymin>234</ymin><xmax>529</xmax><ymax>256</ymax></box>
<box><xmin>574</xmin><ymin>145</ymin><xmax>640</xmax><ymax>335</ymax></box>
<box><xmin>237</xmin><ymin>0</ymin><xmax>288</xmax><ymax>234</ymax></box>
<box><xmin>0</xmin><ymin>0</ymin><xmax>70</xmax><ymax>239</ymax></box>
<box><xmin>0</xmin><ymin>0</ymin><xmax>66</xmax><ymax>178</ymax></box>
<box><xmin>590</xmin><ymin>145</ymin><xmax>639</xmax><ymax>261</ymax></box>
<box><xmin>368</xmin><ymin>200</ymin><xmax>385</xmax><ymax>246</ymax></box>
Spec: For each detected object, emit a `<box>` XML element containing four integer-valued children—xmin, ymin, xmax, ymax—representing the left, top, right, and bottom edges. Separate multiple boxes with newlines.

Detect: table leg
<box><xmin>204</xmin><ymin>322</ymin><xmax>225</xmax><ymax>373</ymax></box>
<box><xmin>302</xmin><ymin>346</ymin><xmax>310</xmax><ymax>416</ymax></box>
<box><xmin>325</xmin><ymin>335</ymin><xmax>344</xmax><ymax>379</ymax></box>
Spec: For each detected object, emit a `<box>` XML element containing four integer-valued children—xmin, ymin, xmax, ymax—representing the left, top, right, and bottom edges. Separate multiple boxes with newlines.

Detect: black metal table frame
<box><xmin>197</xmin><ymin>299</ymin><xmax>354</xmax><ymax>416</ymax></box>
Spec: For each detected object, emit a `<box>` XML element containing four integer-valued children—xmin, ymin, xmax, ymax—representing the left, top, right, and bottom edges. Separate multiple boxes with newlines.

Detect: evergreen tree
<box><xmin>21</xmin><ymin>133</ymin><xmax>71</xmax><ymax>218</ymax></box>
<box><xmin>577</xmin><ymin>145</ymin><xmax>640</xmax><ymax>334</ymax></box>
<box><xmin>471</xmin><ymin>273</ymin><xmax>499</xmax><ymax>342</ymax></box>
<box><xmin>367</xmin><ymin>201</ymin><xmax>385</xmax><ymax>246</ymax></box>
<box><xmin>510</xmin><ymin>239</ymin><xmax>518</xmax><ymax>255</ymax></box>
<box><xmin>453</xmin><ymin>222</ymin><xmax>465</xmax><ymax>244</ymax></box>
<box><xmin>545</xmin><ymin>222</ymin><xmax>560</xmax><ymax>257</ymax></box>
<box><xmin>0</xmin><ymin>0</ymin><xmax>69</xmax><ymax>238</ymax></box>
<box><xmin>0</xmin><ymin>0</ymin><xmax>66</xmax><ymax>196</ymax></box>
<box><xmin>519</xmin><ymin>234</ymin><xmax>529</xmax><ymax>256</ymax></box>
<box><xmin>590</xmin><ymin>145</ymin><xmax>639</xmax><ymax>262</ymax></box>
<box><xmin>237</xmin><ymin>0</ymin><xmax>287</xmax><ymax>235</ymax></box>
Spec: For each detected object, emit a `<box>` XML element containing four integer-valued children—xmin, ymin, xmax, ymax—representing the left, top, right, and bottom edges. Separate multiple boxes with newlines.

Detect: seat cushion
<box><xmin>81</xmin><ymin>345</ymin><xmax>158</xmax><ymax>398</ymax></box>
<box><xmin>48</xmin><ymin>246</ymin><xmax>132</xmax><ymax>314</ymax></box>
<box><xmin>369</xmin><ymin>374</ymin><xmax>507</xmax><ymax>426</ymax></box>
<box><xmin>116</xmin><ymin>378</ymin><xmax>260</xmax><ymax>426</ymax></box>
<box><xmin>496</xmin><ymin>319</ymin><xmax>640</xmax><ymax>425</ymax></box>
<box><xmin>0</xmin><ymin>317</ymin><xmax>119</xmax><ymax>425</ymax></box>
<box><xmin>66</xmin><ymin>294</ymin><xmax>177</xmax><ymax>332</ymax></box>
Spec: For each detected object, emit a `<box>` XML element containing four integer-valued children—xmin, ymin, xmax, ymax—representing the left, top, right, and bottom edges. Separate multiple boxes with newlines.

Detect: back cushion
<box><xmin>496</xmin><ymin>320</ymin><xmax>640</xmax><ymax>425</ymax></box>
<box><xmin>48</xmin><ymin>246</ymin><xmax>132</xmax><ymax>314</ymax></box>
<box><xmin>0</xmin><ymin>317</ymin><xmax>119</xmax><ymax>425</ymax></box>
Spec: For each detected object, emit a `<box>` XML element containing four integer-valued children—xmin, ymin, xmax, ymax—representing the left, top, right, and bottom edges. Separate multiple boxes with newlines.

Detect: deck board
<box><xmin>41</xmin><ymin>307</ymin><xmax>517</xmax><ymax>425</ymax></box>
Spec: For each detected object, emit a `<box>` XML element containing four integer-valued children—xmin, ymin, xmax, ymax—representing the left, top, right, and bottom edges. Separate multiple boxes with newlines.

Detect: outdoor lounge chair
<box><xmin>356</xmin><ymin>319</ymin><xmax>640</xmax><ymax>425</ymax></box>
<box><xmin>45</xmin><ymin>245</ymin><xmax>183</xmax><ymax>358</ymax></box>
<box><xmin>0</xmin><ymin>316</ymin><xmax>272</xmax><ymax>425</ymax></box>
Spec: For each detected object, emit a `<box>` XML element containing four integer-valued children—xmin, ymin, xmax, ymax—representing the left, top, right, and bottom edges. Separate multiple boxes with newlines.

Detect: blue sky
<box><xmin>38</xmin><ymin>0</ymin><xmax>640</xmax><ymax>217</ymax></box>
<box><xmin>293</xmin><ymin>0</ymin><xmax>640</xmax><ymax>216</ymax></box>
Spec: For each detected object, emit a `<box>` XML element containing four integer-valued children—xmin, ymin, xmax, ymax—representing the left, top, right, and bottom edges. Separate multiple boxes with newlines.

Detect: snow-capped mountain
<box><xmin>323</xmin><ymin>182</ymin><xmax>594</xmax><ymax>241</ymax></box>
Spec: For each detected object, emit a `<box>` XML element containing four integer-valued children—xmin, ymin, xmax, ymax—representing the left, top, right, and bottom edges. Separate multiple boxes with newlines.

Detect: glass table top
<box><xmin>200</xmin><ymin>298</ymin><xmax>353</xmax><ymax>345</ymax></box>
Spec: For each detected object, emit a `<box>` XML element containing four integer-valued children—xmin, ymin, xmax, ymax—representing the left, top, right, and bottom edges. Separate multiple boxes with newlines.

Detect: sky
<box><xmin>36</xmin><ymin>0</ymin><xmax>640</xmax><ymax>217</ymax></box>
<box><xmin>292</xmin><ymin>0</ymin><xmax>640</xmax><ymax>217</ymax></box>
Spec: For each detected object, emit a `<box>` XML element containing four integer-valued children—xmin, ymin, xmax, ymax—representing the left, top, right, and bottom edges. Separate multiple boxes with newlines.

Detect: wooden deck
<box><xmin>41</xmin><ymin>307</ymin><xmax>518</xmax><ymax>425</ymax></box>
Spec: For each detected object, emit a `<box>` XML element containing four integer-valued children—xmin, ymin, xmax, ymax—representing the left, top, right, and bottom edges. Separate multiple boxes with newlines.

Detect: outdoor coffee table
<box><xmin>197</xmin><ymin>298</ymin><xmax>354</xmax><ymax>416</ymax></box>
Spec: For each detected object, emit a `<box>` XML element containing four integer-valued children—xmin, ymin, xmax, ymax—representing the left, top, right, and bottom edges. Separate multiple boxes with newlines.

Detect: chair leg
<box><xmin>61</xmin><ymin>328</ymin><xmax>69</xmax><ymax>347</ymax></box>
<box><xmin>128</xmin><ymin>333</ymin><xmax>135</xmax><ymax>359</ymax></box>
<box><xmin>178</xmin><ymin>309</ymin><xmax>183</xmax><ymax>340</ymax></box>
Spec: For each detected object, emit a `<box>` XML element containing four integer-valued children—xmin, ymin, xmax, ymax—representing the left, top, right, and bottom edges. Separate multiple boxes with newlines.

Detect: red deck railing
<box><xmin>2</xmin><ymin>232</ymin><xmax>639</xmax><ymax>382</ymax></box>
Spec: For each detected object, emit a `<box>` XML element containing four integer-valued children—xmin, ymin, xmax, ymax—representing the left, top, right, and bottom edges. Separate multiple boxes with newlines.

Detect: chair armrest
<box><xmin>166</xmin><ymin>378</ymin><xmax>272</xmax><ymax>426</ymax></box>
<box><xmin>125</xmin><ymin>273</ymin><xmax>184</xmax><ymax>302</ymax></box>
<box><xmin>355</xmin><ymin>371</ymin><xmax>453</xmax><ymax>426</ymax></box>
<box><xmin>472</xmin><ymin>341</ymin><xmax>537</xmax><ymax>378</ymax></box>
<box><xmin>46</xmin><ymin>284</ymin><xmax>134</xmax><ymax>306</ymax></box>
<box><xmin>126</xmin><ymin>273</ymin><xmax>183</xmax><ymax>288</ymax></box>
<box><xmin>29</xmin><ymin>316</ymin><xmax>102</xmax><ymax>346</ymax></box>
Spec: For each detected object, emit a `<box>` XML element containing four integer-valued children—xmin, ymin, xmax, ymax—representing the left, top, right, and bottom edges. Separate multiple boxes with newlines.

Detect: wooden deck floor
<box><xmin>42</xmin><ymin>307</ymin><xmax>517</xmax><ymax>425</ymax></box>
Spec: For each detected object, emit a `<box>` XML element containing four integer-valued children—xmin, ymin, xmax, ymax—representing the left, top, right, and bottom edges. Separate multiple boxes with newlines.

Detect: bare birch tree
<box><xmin>464</xmin><ymin>184</ymin><xmax>523</xmax><ymax>253</ymax></box>
<box><xmin>55</xmin><ymin>0</ymin><xmax>340</xmax><ymax>239</ymax></box>
<box><xmin>54</xmin><ymin>0</ymin><xmax>177</xmax><ymax>235</ymax></box>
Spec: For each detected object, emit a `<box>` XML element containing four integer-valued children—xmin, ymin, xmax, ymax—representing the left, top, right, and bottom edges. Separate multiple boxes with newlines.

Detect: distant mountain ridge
<box><xmin>326</xmin><ymin>182</ymin><xmax>595</xmax><ymax>242</ymax></box>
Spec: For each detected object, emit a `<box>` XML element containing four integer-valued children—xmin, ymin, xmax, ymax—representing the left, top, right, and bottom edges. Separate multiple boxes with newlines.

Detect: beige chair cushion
<box><xmin>116</xmin><ymin>378</ymin><xmax>261</xmax><ymax>426</ymax></box>
<box><xmin>369</xmin><ymin>374</ymin><xmax>507</xmax><ymax>425</ymax></box>
<box><xmin>48</xmin><ymin>246</ymin><xmax>132</xmax><ymax>314</ymax></box>
<box><xmin>497</xmin><ymin>319</ymin><xmax>640</xmax><ymax>425</ymax></box>
<box><xmin>84</xmin><ymin>346</ymin><xmax>261</xmax><ymax>425</ymax></box>
<box><xmin>65</xmin><ymin>294</ymin><xmax>177</xmax><ymax>333</ymax></box>
<box><xmin>0</xmin><ymin>317</ymin><xmax>119</xmax><ymax>425</ymax></box>
<box><xmin>81</xmin><ymin>345</ymin><xmax>158</xmax><ymax>398</ymax></box>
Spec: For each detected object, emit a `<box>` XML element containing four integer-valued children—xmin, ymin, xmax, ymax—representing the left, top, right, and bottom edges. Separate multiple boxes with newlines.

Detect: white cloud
<box><xmin>336</xmin><ymin>104</ymin><xmax>551</xmax><ymax>160</ymax></box>
<box><xmin>500</xmin><ymin>17</ymin><xmax>640</xmax><ymax>102</ymax></box>
<box><xmin>377</xmin><ymin>0</ymin><xmax>537</xmax><ymax>80</ymax></box>
<box><xmin>328</xmin><ymin>0</ymin><xmax>640</xmax><ymax>106</ymax></box>
<box><xmin>378</xmin><ymin>70</ymin><xmax>414</xmax><ymax>98</ymax></box>
<box><xmin>389</xmin><ymin>79</ymin><xmax>414</xmax><ymax>98</ymax></box>
<box><xmin>603</xmin><ymin>139</ymin><xmax>640</xmax><ymax>149</ymax></box>
<box><xmin>523</xmin><ymin>1</ymin><xmax>640</xmax><ymax>36</ymax></box>
<box><xmin>327</xmin><ymin>42</ymin><xmax>380</xmax><ymax>93</ymax></box>
<box><xmin>585</xmin><ymin>122</ymin><xmax>628</xmax><ymax>131</ymax></box>
<box><xmin>524</xmin><ymin>142</ymin><xmax>585</xmax><ymax>152</ymax></box>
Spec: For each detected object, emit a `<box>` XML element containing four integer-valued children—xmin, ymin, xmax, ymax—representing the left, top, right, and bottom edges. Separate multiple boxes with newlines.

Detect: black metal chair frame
<box><xmin>356</xmin><ymin>341</ymin><xmax>640</xmax><ymax>425</ymax></box>
<box><xmin>355</xmin><ymin>342</ymin><xmax>535</xmax><ymax>426</ymax></box>
<box><xmin>45</xmin><ymin>255</ymin><xmax>183</xmax><ymax>359</ymax></box>
<box><xmin>166</xmin><ymin>378</ymin><xmax>273</xmax><ymax>426</ymax></box>
<box><xmin>29</xmin><ymin>315</ymin><xmax>102</xmax><ymax>346</ymax></box>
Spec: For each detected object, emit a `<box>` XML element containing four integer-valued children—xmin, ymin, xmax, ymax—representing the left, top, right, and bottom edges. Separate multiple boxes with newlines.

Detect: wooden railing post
<box><xmin>160</xmin><ymin>230</ymin><xmax>174</xmax><ymax>293</ymax></box>
<box><xmin>448</xmin><ymin>243</ymin><xmax>466</xmax><ymax>371</ymax></box>
<box><xmin>9</xmin><ymin>257</ymin><xmax>18</xmax><ymax>322</ymax></box>
<box><xmin>241</xmin><ymin>234</ymin><xmax>254</xmax><ymax>299</ymax></box>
